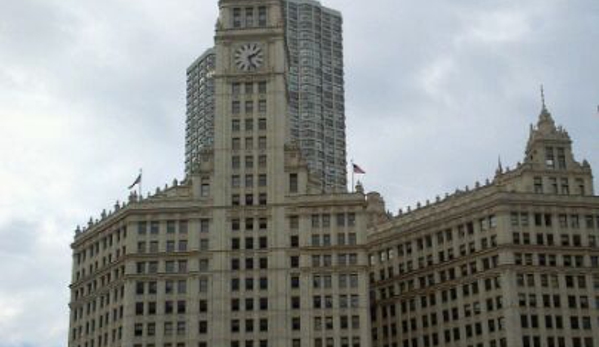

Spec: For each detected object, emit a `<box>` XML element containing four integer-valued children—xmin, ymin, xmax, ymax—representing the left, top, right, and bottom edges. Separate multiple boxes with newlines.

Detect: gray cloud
<box><xmin>0</xmin><ymin>1</ymin><xmax>597</xmax><ymax>346</ymax></box>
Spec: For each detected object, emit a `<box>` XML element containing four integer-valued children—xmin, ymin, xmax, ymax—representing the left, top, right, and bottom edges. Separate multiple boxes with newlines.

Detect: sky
<box><xmin>0</xmin><ymin>0</ymin><xmax>598</xmax><ymax>346</ymax></box>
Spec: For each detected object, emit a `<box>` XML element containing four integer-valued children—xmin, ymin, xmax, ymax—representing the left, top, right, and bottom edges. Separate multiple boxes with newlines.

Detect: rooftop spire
<box><xmin>537</xmin><ymin>84</ymin><xmax>555</xmax><ymax>126</ymax></box>
<box><xmin>540</xmin><ymin>84</ymin><xmax>547</xmax><ymax>111</ymax></box>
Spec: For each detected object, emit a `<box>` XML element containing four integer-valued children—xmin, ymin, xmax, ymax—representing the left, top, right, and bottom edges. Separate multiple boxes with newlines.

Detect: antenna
<box><xmin>540</xmin><ymin>85</ymin><xmax>546</xmax><ymax>110</ymax></box>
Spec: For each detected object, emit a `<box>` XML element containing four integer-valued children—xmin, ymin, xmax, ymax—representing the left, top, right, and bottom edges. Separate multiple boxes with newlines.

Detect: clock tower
<box><xmin>212</xmin><ymin>0</ymin><xmax>291</xmax><ymax>206</ymax></box>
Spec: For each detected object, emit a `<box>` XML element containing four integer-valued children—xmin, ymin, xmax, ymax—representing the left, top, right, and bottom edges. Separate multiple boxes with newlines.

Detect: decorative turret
<box><xmin>524</xmin><ymin>87</ymin><xmax>573</xmax><ymax>168</ymax></box>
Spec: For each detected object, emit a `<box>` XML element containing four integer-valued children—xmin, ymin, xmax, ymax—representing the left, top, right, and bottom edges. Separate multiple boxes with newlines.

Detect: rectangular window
<box><xmin>245</xmin><ymin>118</ymin><xmax>254</xmax><ymax>131</ymax></box>
<box><xmin>258</xmin><ymin>174</ymin><xmax>267</xmax><ymax>187</ymax></box>
<box><xmin>232</xmin><ymin>83</ymin><xmax>241</xmax><ymax>95</ymax></box>
<box><xmin>258</xmin><ymin>118</ymin><xmax>267</xmax><ymax>130</ymax></box>
<box><xmin>233</xmin><ymin>8</ymin><xmax>242</xmax><ymax>28</ymax></box>
<box><xmin>245</xmin><ymin>82</ymin><xmax>254</xmax><ymax>95</ymax></box>
<box><xmin>245</xmin><ymin>156</ymin><xmax>254</xmax><ymax>169</ymax></box>
<box><xmin>545</xmin><ymin>147</ymin><xmax>555</xmax><ymax>168</ymax></box>
<box><xmin>258</xmin><ymin>7</ymin><xmax>267</xmax><ymax>26</ymax></box>
<box><xmin>258</xmin><ymin>136</ymin><xmax>267</xmax><ymax>150</ymax></box>
<box><xmin>534</xmin><ymin>177</ymin><xmax>543</xmax><ymax>194</ymax></box>
<box><xmin>245</xmin><ymin>7</ymin><xmax>254</xmax><ymax>27</ymax></box>
<box><xmin>258</xmin><ymin>100</ymin><xmax>267</xmax><ymax>113</ymax></box>
<box><xmin>232</xmin><ymin>156</ymin><xmax>240</xmax><ymax>169</ymax></box>
<box><xmin>232</xmin><ymin>138</ymin><xmax>241</xmax><ymax>150</ymax></box>
<box><xmin>245</xmin><ymin>174</ymin><xmax>254</xmax><ymax>188</ymax></box>
<box><xmin>245</xmin><ymin>100</ymin><xmax>254</xmax><ymax>114</ymax></box>
<box><xmin>258</xmin><ymin>155</ymin><xmax>267</xmax><ymax>168</ymax></box>
<box><xmin>290</xmin><ymin>174</ymin><xmax>298</xmax><ymax>193</ymax></box>
<box><xmin>232</xmin><ymin>101</ymin><xmax>241</xmax><ymax>114</ymax></box>
<box><xmin>258</xmin><ymin>81</ymin><xmax>267</xmax><ymax>94</ymax></box>
<box><xmin>557</xmin><ymin>148</ymin><xmax>566</xmax><ymax>169</ymax></box>
<box><xmin>561</xmin><ymin>178</ymin><xmax>569</xmax><ymax>195</ymax></box>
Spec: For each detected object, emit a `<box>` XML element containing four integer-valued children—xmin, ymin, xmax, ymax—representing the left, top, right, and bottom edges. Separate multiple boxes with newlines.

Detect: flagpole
<box><xmin>139</xmin><ymin>168</ymin><xmax>143</xmax><ymax>199</ymax></box>
<box><xmin>351</xmin><ymin>160</ymin><xmax>355</xmax><ymax>193</ymax></box>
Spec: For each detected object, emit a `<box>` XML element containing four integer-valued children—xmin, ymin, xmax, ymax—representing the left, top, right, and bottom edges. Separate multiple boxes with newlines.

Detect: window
<box><xmin>557</xmin><ymin>147</ymin><xmax>566</xmax><ymax>169</ymax></box>
<box><xmin>258</xmin><ymin>174</ymin><xmax>267</xmax><ymax>187</ymax></box>
<box><xmin>258</xmin><ymin>136</ymin><xmax>267</xmax><ymax>150</ymax></box>
<box><xmin>576</xmin><ymin>178</ymin><xmax>585</xmax><ymax>195</ymax></box>
<box><xmin>232</xmin><ymin>101</ymin><xmax>241</xmax><ymax>114</ymax></box>
<box><xmin>232</xmin><ymin>175</ymin><xmax>241</xmax><ymax>188</ymax></box>
<box><xmin>232</xmin><ymin>138</ymin><xmax>241</xmax><ymax>150</ymax></box>
<box><xmin>561</xmin><ymin>178</ymin><xmax>569</xmax><ymax>195</ymax></box>
<box><xmin>245</xmin><ymin>7</ymin><xmax>254</xmax><ymax>27</ymax></box>
<box><xmin>534</xmin><ymin>177</ymin><xmax>543</xmax><ymax>194</ymax></box>
<box><xmin>258</xmin><ymin>81</ymin><xmax>267</xmax><ymax>94</ymax></box>
<box><xmin>245</xmin><ymin>101</ymin><xmax>254</xmax><ymax>114</ymax></box>
<box><xmin>258</xmin><ymin>7</ymin><xmax>267</xmax><ymax>26</ymax></box>
<box><xmin>245</xmin><ymin>156</ymin><xmax>254</xmax><ymax>169</ymax></box>
<box><xmin>245</xmin><ymin>137</ymin><xmax>254</xmax><ymax>150</ymax></box>
<box><xmin>150</xmin><ymin>221</ymin><xmax>159</xmax><ymax>234</ymax></box>
<box><xmin>258</xmin><ymin>100</ymin><xmax>267</xmax><ymax>113</ymax></box>
<box><xmin>545</xmin><ymin>147</ymin><xmax>555</xmax><ymax>168</ymax></box>
<box><xmin>245</xmin><ymin>82</ymin><xmax>253</xmax><ymax>95</ymax></box>
<box><xmin>290</xmin><ymin>256</ymin><xmax>299</xmax><ymax>268</ymax></box>
<box><xmin>258</xmin><ymin>118</ymin><xmax>267</xmax><ymax>130</ymax></box>
<box><xmin>232</xmin><ymin>82</ymin><xmax>241</xmax><ymax>95</ymax></box>
<box><xmin>200</xmin><ymin>178</ymin><xmax>210</xmax><ymax>197</ymax></box>
<box><xmin>199</xmin><ymin>320</ymin><xmax>208</xmax><ymax>334</ymax></box>
<box><xmin>232</xmin><ymin>119</ymin><xmax>241</xmax><ymax>132</ymax></box>
<box><xmin>200</xmin><ymin>219</ymin><xmax>210</xmax><ymax>234</ymax></box>
<box><xmin>233</xmin><ymin>8</ymin><xmax>242</xmax><ymax>28</ymax></box>
<box><xmin>258</xmin><ymin>155</ymin><xmax>267</xmax><ymax>168</ymax></box>
<box><xmin>137</xmin><ymin>221</ymin><xmax>147</xmax><ymax>235</ymax></box>
<box><xmin>232</xmin><ymin>156</ymin><xmax>241</xmax><ymax>169</ymax></box>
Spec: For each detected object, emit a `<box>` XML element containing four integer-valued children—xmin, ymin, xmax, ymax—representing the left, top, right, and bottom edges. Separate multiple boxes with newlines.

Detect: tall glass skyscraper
<box><xmin>185</xmin><ymin>0</ymin><xmax>347</xmax><ymax>192</ymax></box>
<box><xmin>185</xmin><ymin>48</ymin><xmax>215</xmax><ymax>175</ymax></box>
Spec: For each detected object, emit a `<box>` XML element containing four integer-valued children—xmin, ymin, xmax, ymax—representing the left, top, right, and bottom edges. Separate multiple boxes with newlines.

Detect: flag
<box><xmin>353</xmin><ymin>163</ymin><xmax>366</xmax><ymax>174</ymax></box>
<box><xmin>128</xmin><ymin>173</ymin><xmax>142</xmax><ymax>189</ymax></box>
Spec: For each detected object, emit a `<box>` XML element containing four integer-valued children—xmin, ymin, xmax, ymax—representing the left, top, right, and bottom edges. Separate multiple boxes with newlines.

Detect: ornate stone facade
<box><xmin>68</xmin><ymin>1</ymin><xmax>599</xmax><ymax>347</ymax></box>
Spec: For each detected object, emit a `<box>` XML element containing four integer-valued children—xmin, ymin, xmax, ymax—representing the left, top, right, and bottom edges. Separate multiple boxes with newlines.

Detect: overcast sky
<box><xmin>0</xmin><ymin>0</ymin><xmax>598</xmax><ymax>346</ymax></box>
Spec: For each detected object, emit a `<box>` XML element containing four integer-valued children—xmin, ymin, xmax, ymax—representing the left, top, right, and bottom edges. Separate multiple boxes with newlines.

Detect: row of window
<box><xmin>231</xmin><ymin>276</ymin><xmax>269</xmax><ymax>292</ymax></box>
<box><xmin>533</xmin><ymin>176</ymin><xmax>586</xmax><ymax>195</ymax></box>
<box><xmin>232</xmin><ymin>154</ymin><xmax>267</xmax><ymax>170</ymax></box>
<box><xmin>523</xmin><ymin>336</ymin><xmax>593</xmax><ymax>347</ymax></box>
<box><xmin>373</xmin><ymin>216</ymin><xmax>496</xmax><ymax>264</ymax></box>
<box><xmin>516</xmin><ymin>273</ymin><xmax>594</xmax><ymax>290</ymax></box>
<box><xmin>232</xmin><ymin>7</ymin><xmax>267</xmax><ymax>28</ymax></box>
<box><xmin>232</xmin><ymin>100</ymin><xmax>267</xmax><ymax>114</ymax></box>
<box><xmin>521</xmin><ymin>314</ymin><xmax>592</xmax><ymax>330</ymax></box>
<box><xmin>231</xmin><ymin>257</ymin><xmax>269</xmax><ymax>271</ymax></box>
<box><xmin>232</xmin><ymin>118</ymin><xmax>267</xmax><ymax>132</ymax></box>
<box><xmin>136</xmin><ymin>260</ymin><xmax>200</xmax><ymax>274</ymax></box>
<box><xmin>518</xmin><ymin>293</ymin><xmax>598</xmax><ymax>310</ymax></box>
<box><xmin>137</xmin><ymin>240</ymin><xmax>194</xmax><ymax>253</ymax></box>
<box><xmin>75</xmin><ymin>226</ymin><xmax>127</xmax><ymax>264</ymax></box>
<box><xmin>513</xmin><ymin>231</ymin><xmax>597</xmax><ymax>247</ymax></box>
<box><xmin>232</xmin><ymin>173</ymin><xmax>267</xmax><ymax>188</ymax></box>
<box><xmin>511</xmin><ymin>212</ymin><xmax>599</xmax><ymax>229</ymax></box>
<box><xmin>134</xmin><ymin>320</ymin><xmax>210</xmax><ymax>337</ymax></box>
<box><xmin>137</xmin><ymin>220</ymin><xmax>190</xmax><ymax>235</ymax></box>
<box><xmin>374</xmin><ymin>255</ymin><xmax>500</xmax><ymax>295</ymax></box>
<box><xmin>232</xmin><ymin>81</ymin><xmax>267</xmax><ymax>95</ymax></box>
<box><xmin>312</xmin><ymin>253</ymin><xmax>359</xmax><ymax>267</ymax></box>
<box><xmin>232</xmin><ymin>193</ymin><xmax>268</xmax><ymax>206</ymax></box>
<box><xmin>312</xmin><ymin>273</ymin><xmax>361</xmax><ymax>290</ymax></box>
<box><xmin>375</xmin><ymin>319</ymin><xmax>506</xmax><ymax>346</ymax></box>
<box><xmin>309</xmin><ymin>233</ymin><xmax>358</xmax><ymax>247</ymax></box>
<box><xmin>71</xmin><ymin>304</ymin><xmax>124</xmax><ymax>338</ymax></box>
<box><xmin>515</xmin><ymin>253</ymin><xmax>598</xmax><ymax>268</ymax></box>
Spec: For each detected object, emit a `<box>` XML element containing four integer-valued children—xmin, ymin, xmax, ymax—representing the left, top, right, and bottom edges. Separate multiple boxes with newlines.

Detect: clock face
<box><xmin>234</xmin><ymin>43</ymin><xmax>264</xmax><ymax>72</ymax></box>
